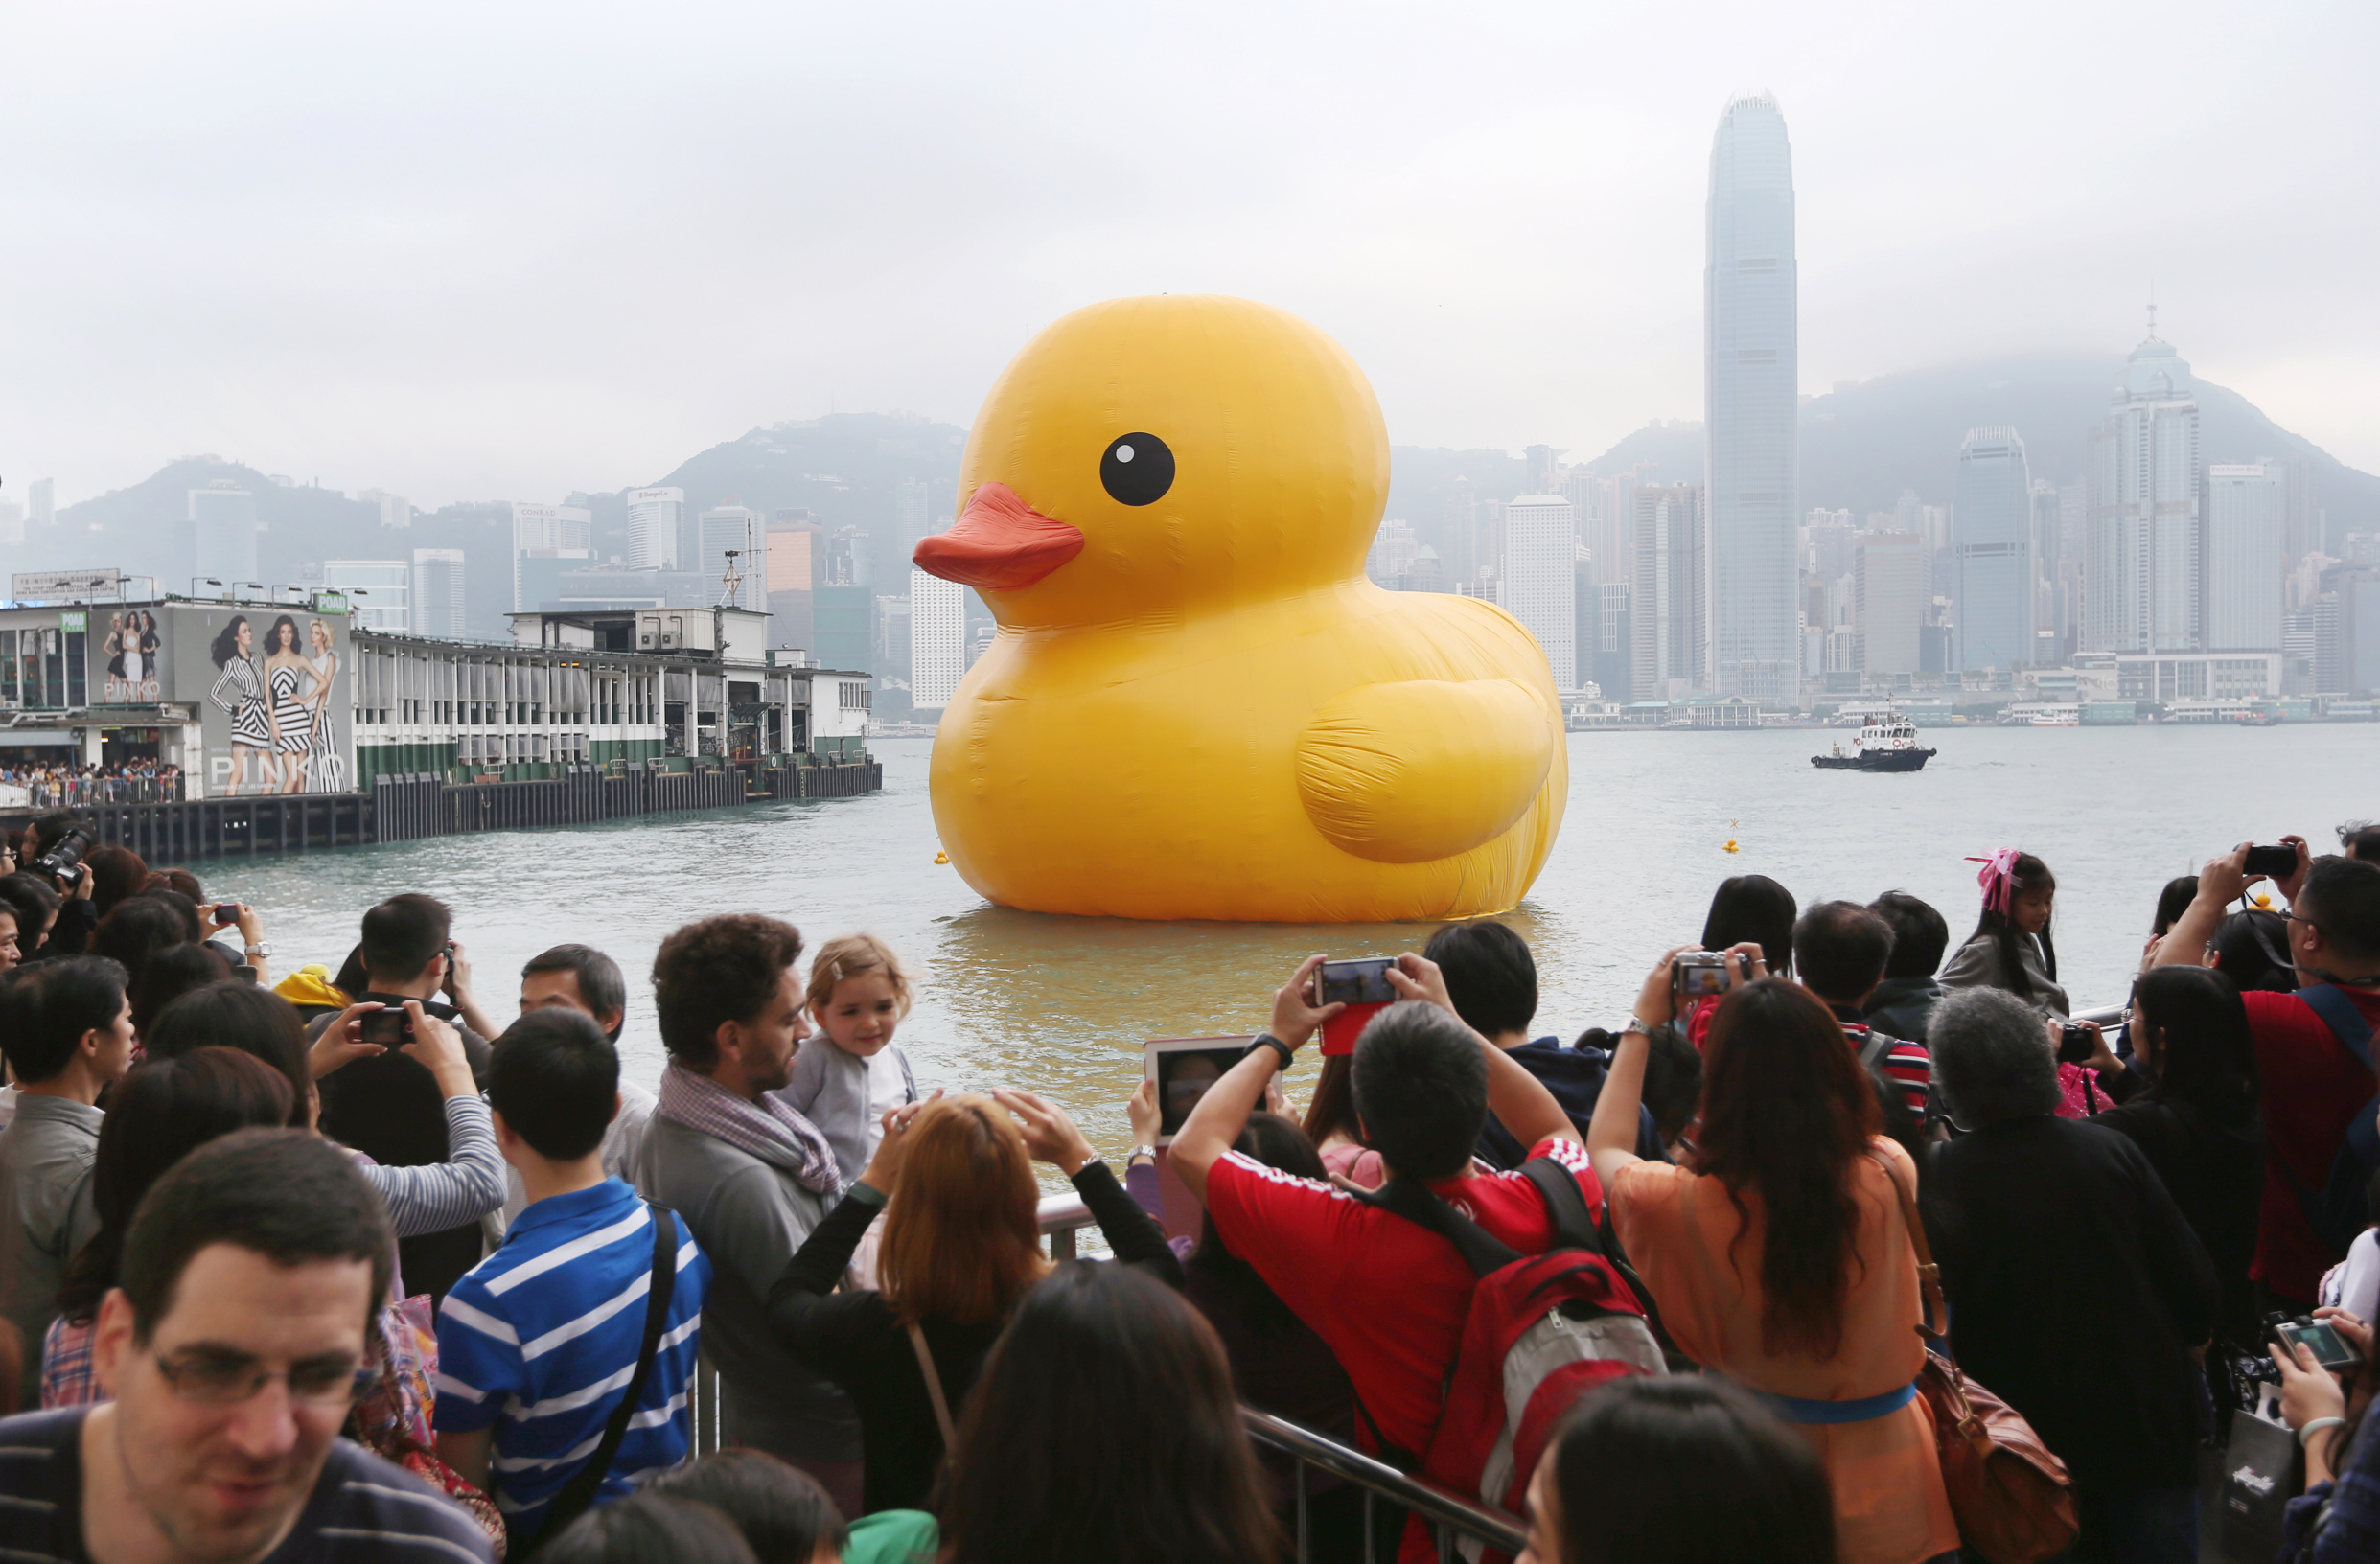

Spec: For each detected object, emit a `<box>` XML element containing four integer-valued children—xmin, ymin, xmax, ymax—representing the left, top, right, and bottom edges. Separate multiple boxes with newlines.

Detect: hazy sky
<box><xmin>3</xmin><ymin>0</ymin><xmax>2374</xmax><ymax>512</ymax></box>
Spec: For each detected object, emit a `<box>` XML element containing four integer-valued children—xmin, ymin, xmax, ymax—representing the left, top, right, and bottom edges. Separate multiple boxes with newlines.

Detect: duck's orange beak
<box><xmin>912</xmin><ymin>482</ymin><xmax>1084</xmax><ymax>591</ymax></box>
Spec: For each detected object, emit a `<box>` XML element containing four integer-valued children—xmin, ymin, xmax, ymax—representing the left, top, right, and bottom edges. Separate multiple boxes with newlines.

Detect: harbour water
<box><xmin>205</xmin><ymin>724</ymin><xmax>2380</xmax><ymax>1153</ymax></box>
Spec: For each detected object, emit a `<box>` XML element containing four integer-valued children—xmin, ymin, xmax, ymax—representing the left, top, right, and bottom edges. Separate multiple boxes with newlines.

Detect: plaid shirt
<box><xmin>39</xmin><ymin>1316</ymin><xmax>97</xmax><ymax>1409</ymax></box>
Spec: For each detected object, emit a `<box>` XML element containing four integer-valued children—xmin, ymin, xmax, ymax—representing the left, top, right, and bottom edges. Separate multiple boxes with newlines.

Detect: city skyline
<box><xmin>1</xmin><ymin>3</ymin><xmax>2373</xmax><ymax>511</ymax></box>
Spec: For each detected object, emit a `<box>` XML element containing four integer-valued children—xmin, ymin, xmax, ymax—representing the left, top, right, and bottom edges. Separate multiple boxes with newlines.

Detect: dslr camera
<box><xmin>32</xmin><ymin>825</ymin><xmax>95</xmax><ymax>888</ymax></box>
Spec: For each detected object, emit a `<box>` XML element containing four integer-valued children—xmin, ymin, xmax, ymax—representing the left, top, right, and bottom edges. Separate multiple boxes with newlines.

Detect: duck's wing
<box><xmin>1293</xmin><ymin>678</ymin><xmax>1558</xmax><ymax>863</ymax></box>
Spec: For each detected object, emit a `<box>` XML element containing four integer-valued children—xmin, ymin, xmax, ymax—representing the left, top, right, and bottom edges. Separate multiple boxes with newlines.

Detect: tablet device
<box><xmin>1144</xmin><ymin>1035</ymin><xmax>1257</xmax><ymax>1145</ymax></box>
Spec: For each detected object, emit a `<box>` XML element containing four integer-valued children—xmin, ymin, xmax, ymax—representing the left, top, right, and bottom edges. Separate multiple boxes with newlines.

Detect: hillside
<box><xmin>1381</xmin><ymin>351</ymin><xmax>2375</xmax><ymax>564</ymax></box>
<box><xmin>30</xmin><ymin>352</ymin><xmax>2368</xmax><ymax>639</ymax></box>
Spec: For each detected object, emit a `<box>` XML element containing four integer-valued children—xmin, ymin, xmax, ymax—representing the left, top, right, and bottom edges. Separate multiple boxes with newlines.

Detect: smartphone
<box><xmin>2276</xmin><ymin>1320</ymin><xmax>2361</xmax><ymax>1372</ymax></box>
<box><xmin>359</xmin><ymin>1008</ymin><xmax>409</xmax><ymax>1048</ymax></box>
<box><xmin>1673</xmin><ymin>952</ymin><xmax>1732</xmax><ymax>998</ymax></box>
<box><xmin>2245</xmin><ymin>844</ymin><xmax>2299</xmax><ymax>877</ymax></box>
<box><xmin>2057</xmin><ymin>1024</ymin><xmax>2097</xmax><ymax>1066</ymax></box>
<box><xmin>1312</xmin><ymin>957</ymin><xmax>1398</xmax><ymax>1008</ymax></box>
<box><xmin>211</xmin><ymin>903</ymin><xmax>241</xmax><ymax>926</ymax></box>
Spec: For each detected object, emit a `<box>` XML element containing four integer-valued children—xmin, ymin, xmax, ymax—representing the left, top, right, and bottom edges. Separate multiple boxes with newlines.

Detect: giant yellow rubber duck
<box><xmin>914</xmin><ymin>294</ymin><xmax>1566</xmax><ymax>922</ymax></box>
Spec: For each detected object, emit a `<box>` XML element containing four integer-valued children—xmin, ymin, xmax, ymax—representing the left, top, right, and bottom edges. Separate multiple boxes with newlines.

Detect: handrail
<box><xmin>1036</xmin><ymin>1191</ymin><xmax>1092</xmax><ymax>1261</ymax></box>
<box><xmin>1243</xmin><ymin>1409</ymin><xmax>1530</xmax><ymax>1560</ymax></box>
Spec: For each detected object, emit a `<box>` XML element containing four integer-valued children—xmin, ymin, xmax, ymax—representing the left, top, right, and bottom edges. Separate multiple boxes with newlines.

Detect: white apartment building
<box><xmin>909</xmin><ymin>567</ymin><xmax>966</xmax><ymax>711</ymax></box>
<box><xmin>1496</xmin><ymin>496</ymin><xmax>1578</xmax><ymax>691</ymax></box>
<box><xmin>627</xmin><ymin>487</ymin><xmax>685</xmax><ymax>571</ymax></box>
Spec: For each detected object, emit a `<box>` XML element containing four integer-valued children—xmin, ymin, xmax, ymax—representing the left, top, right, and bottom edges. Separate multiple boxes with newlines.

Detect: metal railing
<box><xmin>1245</xmin><ymin>1409</ymin><xmax>1528</xmax><ymax>1563</ymax></box>
<box><xmin>3</xmin><ymin>773</ymin><xmax>187</xmax><ymax>807</ymax></box>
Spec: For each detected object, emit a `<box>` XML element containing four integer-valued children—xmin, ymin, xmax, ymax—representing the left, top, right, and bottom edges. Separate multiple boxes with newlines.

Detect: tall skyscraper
<box><xmin>411</xmin><ymin>548</ymin><xmax>467</xmax><ymax>639</ymax></box>
<box><xmin>1497</xmin><ymin>495</ymin><xmax>1578</xmax><ymax>690</ymax></box>
<box><xmin>1951</xmin><ymin>428</ymin><xmax>2035</xmax><ymax>671</ymax></box>
<box><xmin>1629</xmin><ymin>484</ymin><xmax>1706</xmax><ymax>701</ymax></box>
<box><xmin>2086</xmin><ymin>327</ymin><xmax>2202</xmax><ymax>654</ymax></box>
<box><xmin>626</xmin><ymin>487</ymin><xmax>684</xmax><ymax>571</ymax></box>
<box><xmin>909</xmin><ymin>567</ymin><xmax>965</xmax><ymax>711</ymax></box>
<box><xmin>0</xmin><ymin>498</ymin><xmax>22</xmax><ymax>547</ymax></box>
<box><xmin>698</xmin><ymin>506</ymin><xmax>764</xmax><ymax>608</ymax></box>
<box><xmin>766</xmin><ymin>511</ymin><xmax>820</xmax><ymax>651</ymax></box>
<box><xmin>324</xmin><ymin>561</ymin><xmax>409</xmax><ymax>632</ymax></box>
<box><xmin>191</xmin><ymin>484</ymin><xmax>260</xmax><ymax>586</ymax></box>
<box><xmin>2206</xmin><ymin>462</ymin><xmax>2288</xmax><ymax>651</ymax></box>
<box><xmin>1856</xmin><ymin>532</ymin><xmax>1926</xmax><ymax>675</ymax></box>
<box><xmin>511</xmin><ymin>503</ymin><xmax>592</xmax><ymax>611</ymax></box>
<box><xmin>1704</xmin><ymin>91</ymin><xmax>1799</xmax><ymax>702</ymax></box>
<box><xmin>28</xmin><ymin>479</ymin><xmax>54</xmax><ymax>530</ymax></box>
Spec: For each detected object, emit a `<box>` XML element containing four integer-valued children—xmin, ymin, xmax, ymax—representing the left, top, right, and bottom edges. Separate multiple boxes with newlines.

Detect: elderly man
<box><xmin>1926</xmin><ymin>986</ymin><xmax>2216</xmax><ymax>1564</ymax></box>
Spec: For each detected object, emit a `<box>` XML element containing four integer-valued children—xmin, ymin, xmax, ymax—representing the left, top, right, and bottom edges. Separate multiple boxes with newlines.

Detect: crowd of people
<box><xmin>1</xmin><ymin>807</ymin><xmax>2379</xmax><ymax>1564</ymax></box>
<box><xmin>0</xmin><ymin>762</ymin><xmax>184</xmax><ymax>809</ymax></box>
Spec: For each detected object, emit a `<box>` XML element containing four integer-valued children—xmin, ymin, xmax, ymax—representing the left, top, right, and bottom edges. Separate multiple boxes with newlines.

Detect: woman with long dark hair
<box><xmin>205</xmin><ymin>614</ymin><xmax>272</xmax><ymax>794</ymax></box>
<box><xmin>2097</xmin><ymin>966</ymin><xmax>2261</xmax><ymax>1352</ymax></box>
<box><xmin>1942</xmin><ymin>848</ymin><xmax>2068</xmax><ymax>1016</ymax></box>
<box><xmin>764</xmin><ymin>1091</ymin><xmax>1179</xmax><ymax>1516</ymax></box>
<box><xmin>1587</xmin><ymin>956</ymin><xmax>1953</xmax><ymax>1564</ymax></box>
<box><xmin>1516</xmin><ymin>1377</ymin><xmax>1837</xmax><ymax>1564</ymax></box>
<box><xmin>1301</xmin><ymin>1053</ymin><xmax>1382</xmax><ymax>1187</ymax></box>
<box><xmin>937</xmin><ymin>1262</ymin><xmax>1280</xmax><ymax>1564</ymax></box>
<box><xmin>41</xmin><ymin>1047</ymin><xmax>294</xmax><ymax>1404</ymax></box>
<box><xmin>265</xmin><ymin>614</ymin><xmax>312</xmax><ymax>794</ymax></box>
<box><xmin>1678</xmin><ymin>874</ymin><xmax>1797</xmax><ymax>1047</ymax></box>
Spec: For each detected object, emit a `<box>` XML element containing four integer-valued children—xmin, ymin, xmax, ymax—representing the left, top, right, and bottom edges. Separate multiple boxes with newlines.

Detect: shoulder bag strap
<box><xmin>1864</xmin><ymin>1147</ymin><xmax>1946</xmax><ymax>1341</ymax></box>
<box><xmin>905</xmin><ymin>1322</ymin><xmax>959</xmax><ymax>1450</ymax></box>
<box><xmin>522</xmin><ymin>1203</ymin><xmax>681</xmax><ymax>1554</ymax></box>
<box><xmin>2301</xmin><ymin>985</ymin><xmax>2378</xmax><ymax>1073</ymax></box>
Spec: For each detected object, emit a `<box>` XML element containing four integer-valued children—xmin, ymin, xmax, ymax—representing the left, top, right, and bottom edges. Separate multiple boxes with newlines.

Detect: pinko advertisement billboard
<box><xmin>165</xmin><ymin>604</ymin><xmax>355</xmax><ymax>797</ymax></box>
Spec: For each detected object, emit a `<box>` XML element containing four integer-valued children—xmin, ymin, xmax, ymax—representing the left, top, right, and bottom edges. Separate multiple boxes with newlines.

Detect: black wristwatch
<box><xmin>1248</xmin><ymin>1033</ymin><xmax>1297</xmax><ymax>1070</ymax></box>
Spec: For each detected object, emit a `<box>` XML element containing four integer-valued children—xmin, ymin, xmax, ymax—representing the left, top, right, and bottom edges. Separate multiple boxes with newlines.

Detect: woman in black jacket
<box><xmin>765</xmin><ymin>1089</ymin><xmax>1181</xmax><ymax>1516</ymax></box>
<box><xmin>2093</xmin><ymin>965</ymin><xmax>2263</xmax><ymax>1354</ymax></box>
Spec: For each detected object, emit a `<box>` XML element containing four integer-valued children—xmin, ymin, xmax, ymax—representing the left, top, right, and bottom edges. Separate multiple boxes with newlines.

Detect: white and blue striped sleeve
<box><xmin>434</xmin><ymin>1276</ymin><xmax>522</xmax><ymax>1434</ymax></box>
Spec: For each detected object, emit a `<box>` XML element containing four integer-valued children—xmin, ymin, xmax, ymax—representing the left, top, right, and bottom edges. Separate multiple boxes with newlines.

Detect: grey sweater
<box><xmin>777</xmin><ymin>1040</ymin><xmax>917</xmax><ymax>1186</ymax></box>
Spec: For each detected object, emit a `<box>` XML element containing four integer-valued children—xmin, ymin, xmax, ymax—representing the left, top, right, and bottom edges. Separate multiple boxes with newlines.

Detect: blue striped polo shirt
<box><xmin>433</xmin><ymin>1178</ymin><xmax>709</xmax><ymax>1534</ymax></box>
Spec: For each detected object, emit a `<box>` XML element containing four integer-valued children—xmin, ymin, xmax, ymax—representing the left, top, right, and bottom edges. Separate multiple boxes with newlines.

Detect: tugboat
<box><xmin>1812</xmin><ymin>710</ymin><xmax>1936</xmax><ymax>772</ymax></box>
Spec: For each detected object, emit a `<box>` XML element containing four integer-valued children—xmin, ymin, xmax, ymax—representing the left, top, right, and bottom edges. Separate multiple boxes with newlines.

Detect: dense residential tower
<box><xmin>909</xmin><ymin>567</ymin><xmax>965</xmax><ymax>712</ymax></box>
<box><xmin>1629</xmin><ymin>485</ymin><xmax>1707</xmax><ymax>701</ymax></box>
<box><xmin>2086</xmin><ymin>328</ymin><xmax>2202</xmax><ymax>654</ymax></box>
<box><xmin>411</xmin><ymin>549</ymin><xmax>467</xmax><ymax>639</ymax></box>
<box><xmin>2205</xmin><ymin>462</ymin><xmax>2287</xmax><ymax>651</ymax></box>
<box><xmin>1703</xmin><ymin>92</ymin><xmax>1799</xmax><ymax>702</ymax></box>
<box><xmin>1951</xmin><ymin>428</ymin><xmax>2035</xmax><ymax>672</ymax></box>
<box><xmin>1497</xmin><ymin>495</ymin><xmax>1578</xmax><ymax>691</ymax></box>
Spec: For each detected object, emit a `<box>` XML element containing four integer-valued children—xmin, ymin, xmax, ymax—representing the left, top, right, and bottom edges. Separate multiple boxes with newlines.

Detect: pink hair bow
<box><xmin>1966</xmin><ymin>848</ymin><xmax>2022</xmax><ymax>916</ymax></box>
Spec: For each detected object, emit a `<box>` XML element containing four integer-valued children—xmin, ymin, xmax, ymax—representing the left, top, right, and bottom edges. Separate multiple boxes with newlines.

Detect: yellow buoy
<box><xmin>933</xmin><ymin>849</ymin><xmax>951</xmax><ymax>865</ymax></box>
<box><xmin>1723</xmin><ymin>839</ymin><xmax>1739</xmax><ymax>854</ymax></box>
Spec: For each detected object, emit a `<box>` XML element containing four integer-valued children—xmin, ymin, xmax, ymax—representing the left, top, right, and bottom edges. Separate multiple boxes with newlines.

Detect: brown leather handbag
<box><xmin>1871</xmin><ymin>1150</ymin><xmax>2080</xmax><ymax>1564</ymax></box>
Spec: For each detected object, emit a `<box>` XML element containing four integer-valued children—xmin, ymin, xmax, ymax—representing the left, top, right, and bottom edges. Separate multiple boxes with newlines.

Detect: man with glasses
<box><xmin>2158</xmin><ymin>840</ymin><xmax>2380</xmax><ymax>1311</ymax></box>
<box><xmin>0</xmin><ymin>1128</ymin><xmax>495</xmax><ymax>1564</ymax></box>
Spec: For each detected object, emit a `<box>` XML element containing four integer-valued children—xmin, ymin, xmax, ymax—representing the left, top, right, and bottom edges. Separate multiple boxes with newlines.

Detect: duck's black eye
<box><xmin>1099</xmin><ymin>432</ymin><xmax>1174</xmax><ymax>506</ymax></box>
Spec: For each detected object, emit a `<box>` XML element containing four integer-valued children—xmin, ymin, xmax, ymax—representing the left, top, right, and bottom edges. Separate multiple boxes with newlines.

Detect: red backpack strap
<box><xmin>1347</xmin><ymin>1174</ymin><xmax>1522</xmax><ymax>1278</ymax></box>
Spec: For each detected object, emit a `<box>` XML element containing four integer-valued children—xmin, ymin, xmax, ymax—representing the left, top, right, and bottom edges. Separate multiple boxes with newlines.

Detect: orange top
<box><xmin>1612</xmin><ymin>1138</ymin><xmax>1957</xmax><ymax>1564</ymax></box>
